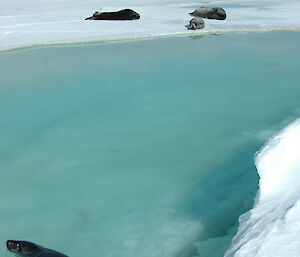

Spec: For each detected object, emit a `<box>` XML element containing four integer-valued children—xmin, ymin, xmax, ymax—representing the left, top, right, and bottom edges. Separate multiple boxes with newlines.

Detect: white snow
<box><xmin>1</xmin><ymin>0</ymin><xmax>300</xmax><ymax>52</ymax></box>
<box><xmin>224</xmin><ymin>118</ymin><xmax>300</xmax><ymax>257</ymax></box>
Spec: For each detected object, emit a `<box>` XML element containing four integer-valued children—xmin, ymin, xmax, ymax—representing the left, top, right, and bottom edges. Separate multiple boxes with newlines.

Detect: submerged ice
<box><xmin>225</xmin><ymin>118</ymin><xmax>300</xmax><ymax>257</ymax></box>
<box><xmin>1</xmin><ymin>32</ymin><xmax>300</xmax><ymax>257</ymax></box>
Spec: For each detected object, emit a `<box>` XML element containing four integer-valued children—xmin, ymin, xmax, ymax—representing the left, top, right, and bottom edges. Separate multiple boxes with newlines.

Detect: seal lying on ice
<box><xmin>85</xmin><ymin>9</ymin><xmax>140</xmax><ymax>20</ymax></box>
<box><xmin>188</xmin><ymin>17</ymin><xmax>205</xmax><ymax>30</ymax></box>
<box><xmin>190</xmin><ymin>7</ymin><xmax>226</xmax><ymax>20</ymax></box>
<box><xmin>6</xmin><ymin>240</ymin><xmax>68</xmax><ymax>257</ymax></box>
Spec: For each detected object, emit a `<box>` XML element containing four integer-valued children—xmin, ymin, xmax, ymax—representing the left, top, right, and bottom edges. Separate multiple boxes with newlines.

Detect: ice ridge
<box><xmin>224</xmin><ymin>118</ymin><xmax>300</xmax><ymax>257</ymax></box>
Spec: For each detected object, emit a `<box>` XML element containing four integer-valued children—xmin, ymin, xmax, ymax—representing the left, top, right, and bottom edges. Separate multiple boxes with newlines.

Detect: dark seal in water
<box><xmin>6</xmin><ymin>240</ymin><xmax>69</xmax><ymax>257</ymax></box>
<box><xmin>85</xmin><ymin>9</ymin><xmax>140</xmax><ymax>20</ymax></box>
<box><xmin>190</xmin><ymin>7</ymin><xmax>226</xmax><ymax>20</ymax></box>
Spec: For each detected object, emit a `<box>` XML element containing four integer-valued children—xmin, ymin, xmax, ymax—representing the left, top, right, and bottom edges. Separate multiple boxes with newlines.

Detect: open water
<box><xmin>0</xmin><ymin>32</ymin><xmax>300</xmax><ymax>257</ymax></box>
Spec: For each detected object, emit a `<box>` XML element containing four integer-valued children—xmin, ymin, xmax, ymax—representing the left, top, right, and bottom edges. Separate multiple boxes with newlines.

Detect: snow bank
<box><xmin>224</xmin><ymin>118</ymin><xmax>300</xmax><ymax>257</ymax></box>
<box><xmin>1</xmin><ymin>0</ymin><xmax>300</xmax><ymax>52</ymax></box>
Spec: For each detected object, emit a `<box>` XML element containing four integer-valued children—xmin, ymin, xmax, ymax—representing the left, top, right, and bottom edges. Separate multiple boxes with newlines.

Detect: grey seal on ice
<box><xmin>85</xmin><ymin>9</ymin><xmax>140</xmax><ymax>20</ymax></box>
<box><xmin>190</xmin><ymin>7</ymin><xmax>226</xmax><ymax>20</ymax></box>
<box><xmin>6</xmin><ymin>240</ymin><xmax>69</xmax><ymax>257</ymax></box>
<box><xmin>188</xmin><ymin>17</ymin><xmax>205</xmax><ymax>30</ymax></box>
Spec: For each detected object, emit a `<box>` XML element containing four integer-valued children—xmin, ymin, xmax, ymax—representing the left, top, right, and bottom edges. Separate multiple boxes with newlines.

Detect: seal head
<box><xmin>6</xmin><ymin>240</ymin><xmax>68</xmax><ymax>257</ymax></box>
<box><xmin>7</xmin><ymin>240</ymin><xmax>40</xmax><ymax>257</ymax></box>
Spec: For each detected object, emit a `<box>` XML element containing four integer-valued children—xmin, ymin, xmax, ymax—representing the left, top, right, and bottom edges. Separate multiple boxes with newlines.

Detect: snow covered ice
<box><xmin>225</xmin><ymin>118</ymin><xmax>300</xmax><ymax>257</ymax></box>
<box><xmin>1</xmin><ymin>0</ymin><xmax>300</xmax><ymax>51</ymax></box>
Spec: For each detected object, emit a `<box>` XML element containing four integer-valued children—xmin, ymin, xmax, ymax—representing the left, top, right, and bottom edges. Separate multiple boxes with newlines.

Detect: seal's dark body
<box><xmin>30</xmin><ymin>248</ymin><xmax>68</xmax><ymax>257</ymax></box>
<box><xmin>6</xmin><ymin>240</ymin><xmax>68</xmax><ymax>257</ymax></box>
<box><xmin>85</xmin><ymin>9</ymin><xmax>140</xmax><ymax>20</ymax></box>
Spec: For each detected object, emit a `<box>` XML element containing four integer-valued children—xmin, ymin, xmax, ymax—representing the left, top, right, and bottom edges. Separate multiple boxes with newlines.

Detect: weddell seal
<box><xmin>188</xmin><ymin>17</ymin><xmax>205</xmax><ymax>30</ymax></box>
<box><xmin>85</xmin><ymin>9</ymin><xmax>140</xmax><ymax>20</ymax></box>
<box><xmin>6</xmin><ymin>240</ymin><xmax>69</xmax><ymax>257</ymax></box>
<box><xmin>190</xmin><ymin>7</ymin><xmax>226</xmax><ymax>20</ymax></box>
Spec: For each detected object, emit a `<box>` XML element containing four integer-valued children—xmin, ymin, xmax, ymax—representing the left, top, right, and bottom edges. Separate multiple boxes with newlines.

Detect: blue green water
<box><xmin>0</xmin><ymin>32</ymin><xmax>300</xmax><ymax>257</ymax></box>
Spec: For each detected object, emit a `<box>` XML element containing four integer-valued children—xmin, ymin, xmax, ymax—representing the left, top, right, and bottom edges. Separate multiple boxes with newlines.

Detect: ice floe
<box><xmin>1</xmin><ymin>0</ymin><xmax>300</xmax><ymax>51</ymax></box>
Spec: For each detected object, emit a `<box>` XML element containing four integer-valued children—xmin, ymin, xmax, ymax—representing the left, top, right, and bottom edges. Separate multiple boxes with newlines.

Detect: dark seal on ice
<box><xmin>188</xmin><ymin>17</ymin><xmax>205</xmax><ymax>30</ymax></box>
<box><xmin>190</xmin><ymin>7</ymin><xmax>226</xmax><ymax>20</ymax></box>
<box><xmin>85</xmin><ymin>9</ymin><xmax>140</xmax><ymax>20</ymax></box>
<box><xmin>6</xmin><ymin>240</ymin><xmax>69</xmax><ymax>257</ymax></box>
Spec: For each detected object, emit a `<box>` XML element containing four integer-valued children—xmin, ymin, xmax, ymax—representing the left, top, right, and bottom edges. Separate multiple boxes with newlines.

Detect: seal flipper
<box><xmin>188</xmin><ymin>23</ymin><xmax>196</xmax><ymax>30</ymax></box>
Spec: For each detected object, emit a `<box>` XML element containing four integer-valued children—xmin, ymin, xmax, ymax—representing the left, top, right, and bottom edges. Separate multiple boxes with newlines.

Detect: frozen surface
<box><xmin>1</xmin><ymin>0</ymin><xmax>300</xmax><ymax>51</ymax></box>
<box><xmin>225</xmin><ymin>118</ymin><xmax>300</xmax><ymax>257</ymax></box>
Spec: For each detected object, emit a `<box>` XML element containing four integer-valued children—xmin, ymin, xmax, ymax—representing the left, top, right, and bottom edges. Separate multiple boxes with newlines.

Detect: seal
<box><xmin>190</xmin><ymin>7</ymin><xmax>226</xmax><ymax>20</ymax></box>
<box><xmin>85</xmin><ymin>9</ymin><xmax>140</xmax><ymax>20</ymax></box>
<box><xmin>6</xmin><ymin>240</ymin><xmax>69</xmax><ymax>257</ymax></box>
<box><xmin>188</xmin><ymin>17</ymin><xmax>205</xmax><ymax>30</ymax></box>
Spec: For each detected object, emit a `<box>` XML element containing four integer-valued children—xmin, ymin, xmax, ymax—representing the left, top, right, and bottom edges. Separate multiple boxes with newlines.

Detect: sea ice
<box><xmin>224</xmin><ymin>118</ymin><xmax>300</xmax><ymax>257</ymax></box>
<box><xmin>1</xmin><ymin>0</ymin><xmax>300</xmax><ymax>51</ymax></box>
